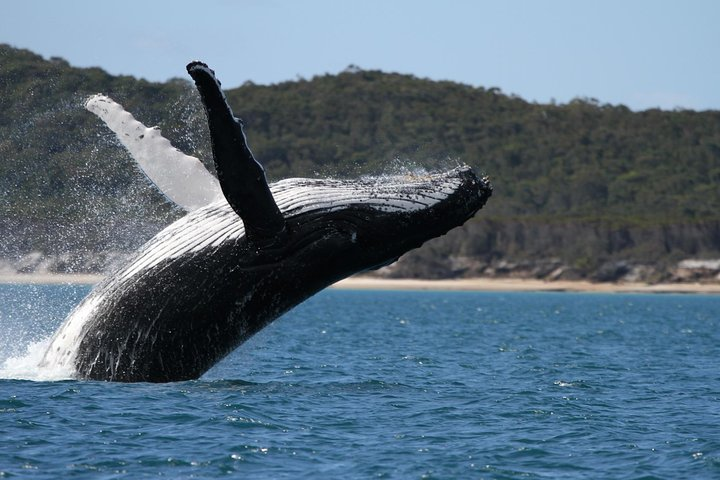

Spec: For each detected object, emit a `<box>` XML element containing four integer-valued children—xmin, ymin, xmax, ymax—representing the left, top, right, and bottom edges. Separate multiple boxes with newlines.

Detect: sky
<box><xmin>1</xmin><ymin>0</ymin><xmax>719</xmax><ymax>111</ymax></box>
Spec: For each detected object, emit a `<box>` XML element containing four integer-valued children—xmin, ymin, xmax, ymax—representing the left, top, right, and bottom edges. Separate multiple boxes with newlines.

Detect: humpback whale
<box><xmin>39</xmin><ymin>62</ymin><xmax>492</xmax><ymax>382</ymax></box>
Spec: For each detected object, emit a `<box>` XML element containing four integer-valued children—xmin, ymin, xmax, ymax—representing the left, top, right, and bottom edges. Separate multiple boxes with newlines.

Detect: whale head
<box><xmin>268</xmin><ymin>166</ymin><xmax>491</xmax><ymax>283</ymax></box>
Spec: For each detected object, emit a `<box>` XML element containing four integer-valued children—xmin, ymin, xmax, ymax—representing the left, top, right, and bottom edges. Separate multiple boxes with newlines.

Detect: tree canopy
<box><xmin>1</xmin><ymin>44</ymin><xmax>719</xmax><ymax>277</ymax></box>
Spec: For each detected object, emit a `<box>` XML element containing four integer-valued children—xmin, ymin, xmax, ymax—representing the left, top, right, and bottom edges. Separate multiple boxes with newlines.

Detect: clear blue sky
<box><xmin>2</xmin><ymin>0</ymin><xmax>718</xmax><ymax>111</ymax></box>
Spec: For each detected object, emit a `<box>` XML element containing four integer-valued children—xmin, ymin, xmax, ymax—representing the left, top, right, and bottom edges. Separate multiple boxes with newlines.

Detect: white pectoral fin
<box><xmin>85</xmin><ymin>94</ymin><xmax>223</xmax><ymax>211</ymax></box>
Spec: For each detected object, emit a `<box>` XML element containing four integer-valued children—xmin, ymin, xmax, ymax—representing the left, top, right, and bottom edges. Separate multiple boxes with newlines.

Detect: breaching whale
<box><xmin>39</xmin><ymin>62</ymin><xmax>492</xmax><ymax>382</ymax></box>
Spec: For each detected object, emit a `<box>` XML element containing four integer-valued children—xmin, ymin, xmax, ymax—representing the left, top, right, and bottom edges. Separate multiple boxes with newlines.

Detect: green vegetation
<box><xmin>1</xmin><ymin>44</ymin><xmax>719</xmax><ymax>278</ymax></box>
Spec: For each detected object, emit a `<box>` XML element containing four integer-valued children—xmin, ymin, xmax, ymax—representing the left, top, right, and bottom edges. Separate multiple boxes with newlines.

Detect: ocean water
<box><xmin>0</xmin><ymin>285</ymin><xmax>719</xmax><ymax>479</ymax></box>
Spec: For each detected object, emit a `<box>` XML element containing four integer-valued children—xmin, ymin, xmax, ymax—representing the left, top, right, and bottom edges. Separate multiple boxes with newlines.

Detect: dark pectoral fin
<box><xmin>187</xmin><ymin>62</ymin><xmax>286</xmax><ymax>241</ymax></box>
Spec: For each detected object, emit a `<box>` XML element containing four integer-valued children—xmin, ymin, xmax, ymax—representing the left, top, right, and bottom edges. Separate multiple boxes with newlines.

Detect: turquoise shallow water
<box><xmin>1</xmin><ymin>285</ymin><xmax>719</xmax><ymax>479</ymax></box>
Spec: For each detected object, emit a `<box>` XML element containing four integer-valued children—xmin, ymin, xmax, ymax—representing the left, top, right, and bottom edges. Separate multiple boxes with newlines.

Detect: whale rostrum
<box><xmin>39</xmin><ymin>62</ymin><xmax>492</xmax><ymax>382</ymax></box>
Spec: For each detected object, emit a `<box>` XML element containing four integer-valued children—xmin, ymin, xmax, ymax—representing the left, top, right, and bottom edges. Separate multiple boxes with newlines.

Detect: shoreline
<box><xmin>0</xmin><ymin>273</ymin><xmax>719</xmax><ymax>294</ymax></box>
<box><xmin>0</xmin><ymin>273</ymin><xmax>105</xmax><ymax>285</ymax></box>
<box><xmin>334</xmin><ymin>277</ymin><xmax>720</xmax><ymax>294</ymax></box>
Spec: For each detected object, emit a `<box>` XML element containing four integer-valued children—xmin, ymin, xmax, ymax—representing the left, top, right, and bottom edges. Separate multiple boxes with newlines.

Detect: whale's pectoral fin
<box><xmin>85</xmin><ymin>94</ymin><xmax>223</xmax><ymax>211</ymax></box>
<box><xmin>187</xmin><ymin>61</ymin><xmax>286</xmax><ymax>242</ymax></box>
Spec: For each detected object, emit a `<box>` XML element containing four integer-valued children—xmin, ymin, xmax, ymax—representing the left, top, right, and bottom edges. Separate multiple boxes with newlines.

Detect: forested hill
<box><xmin>2</xmin><ymin>44</ymin><xmax>719</xmax><ymax>281</ymax></box>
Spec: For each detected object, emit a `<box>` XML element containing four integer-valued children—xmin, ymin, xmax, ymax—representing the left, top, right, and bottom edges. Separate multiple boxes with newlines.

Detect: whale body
<box><xmin>39</xmin><ymin>62</ymin><xmax>492</xmax><ymax>382</ymax></box>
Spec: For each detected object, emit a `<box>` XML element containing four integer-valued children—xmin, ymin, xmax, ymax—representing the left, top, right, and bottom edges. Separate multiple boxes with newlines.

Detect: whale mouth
<box><xmin>263</xmin><ymin>165</ymin><xmax>492</xmax><ymax>266</ymax></box>
<box><xmin>270</xmin><ymin>165</ymin><xmax>491</xmax><ymax>218</ymax></box>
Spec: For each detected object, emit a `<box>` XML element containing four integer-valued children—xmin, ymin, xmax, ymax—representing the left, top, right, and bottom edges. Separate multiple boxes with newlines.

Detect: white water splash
<box><xmin>0</xmin><ymin>337</ymin><xmax>74</xmax><ymax>381</ymax></box>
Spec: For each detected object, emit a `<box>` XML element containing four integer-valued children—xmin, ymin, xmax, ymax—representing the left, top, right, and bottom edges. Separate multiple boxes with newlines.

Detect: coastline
<box><xmin>1</xmin><ymin>272</ymin><xmax>719</xmax><ymax>294</ymax></box>
<box><xmin>0</xmin><ymin>273</ymin><xmax>105</xmax><ymax>285</ymax></box>
<box><xmin>333</xmin><ymin>277</ymin><xmax>720</xmax><ymax>294</ymax></box>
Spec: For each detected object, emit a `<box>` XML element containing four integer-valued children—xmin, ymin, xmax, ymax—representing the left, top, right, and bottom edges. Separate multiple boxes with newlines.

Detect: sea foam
<box><xmin>0</xmin><ymin>337</ymin><xmax>74</xmax><ymax>381</ymax></box>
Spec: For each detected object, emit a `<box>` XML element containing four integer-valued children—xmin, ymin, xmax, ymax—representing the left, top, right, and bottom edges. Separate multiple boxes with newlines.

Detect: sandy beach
<box><xmin>1</xmin><ymin>272</ymin><xmax>719</xmax><ymax>294</ymax></box>
<box><xmin>333</xmin><ymin>277</ymin><xmax>720</xmax><ymax>294</ymax></box>
<box><xmin>0</xmin><ymin>273</ymin><xmax>105</xmax><ymax>285</ymax></box>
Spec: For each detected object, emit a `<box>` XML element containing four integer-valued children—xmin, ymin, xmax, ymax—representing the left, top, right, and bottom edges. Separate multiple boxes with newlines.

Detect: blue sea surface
<box><xmin>1</xmin><ymin>284</ymin><xmax>719</xmax><ymax>479</ymax></box>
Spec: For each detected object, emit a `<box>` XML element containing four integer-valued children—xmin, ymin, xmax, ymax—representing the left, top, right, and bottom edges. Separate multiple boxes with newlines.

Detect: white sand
<box><xmin>332</xmin><ymin>277</ymin><xmax>720</xmax><ymax>294</ymax></box>
<box><xmin>1</xmin><ymin>273</ymin><xmax>719</xmax><ymax>294</ymax></box>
